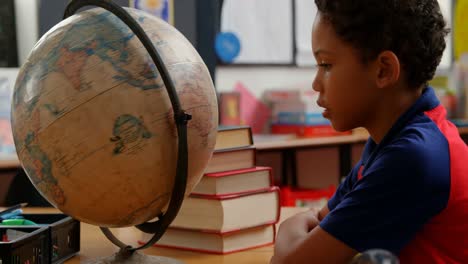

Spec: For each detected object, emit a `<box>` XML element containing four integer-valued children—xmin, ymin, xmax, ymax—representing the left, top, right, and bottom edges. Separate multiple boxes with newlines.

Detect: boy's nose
<box><xmin>312</xmin><ymin>73</ymin><xmax>322</xmax><ymax>92</ymax></box>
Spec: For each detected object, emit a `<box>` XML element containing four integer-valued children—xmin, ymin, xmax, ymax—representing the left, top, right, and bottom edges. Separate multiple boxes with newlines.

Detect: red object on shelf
<box><xmin>271</xmin><ymin>124</ymin><xmax>351</xmax><ymax>137</ymax></box>
<box><xmin>280</xmin><ymin>185</ymin><xmax>336</xmax><ymax>207</ymax></box>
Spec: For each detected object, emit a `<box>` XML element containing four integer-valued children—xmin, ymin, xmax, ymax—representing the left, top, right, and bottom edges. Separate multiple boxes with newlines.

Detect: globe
<box><xmin>10</xmin><ymin>7</ymin><xmax>218</xmax><ymax>228</ymax></box>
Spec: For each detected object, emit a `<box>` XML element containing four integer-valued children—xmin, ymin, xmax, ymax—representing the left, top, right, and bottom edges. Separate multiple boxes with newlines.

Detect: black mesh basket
<box><xmin>0</xmin><ymin>214</ymin><xmax>80</xmax><ymax>264</ymax></box>
<box><xmin>0</xmin><ymin>226</ymin><xmax>50</xmax><ymax>264</ymax></box>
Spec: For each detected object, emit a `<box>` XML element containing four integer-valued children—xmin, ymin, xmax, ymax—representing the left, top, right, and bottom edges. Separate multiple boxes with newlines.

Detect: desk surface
<box><xmin>254</xmin><ymin>133</ymin><xmax>367</xmax><ymax>150</ymax></box>
<box><xmin>22</xmin><ymin>207</ymin><xmax>307</xmax><ymax>264</ymax></box>
<box><xmin>255</xmin><ymin>127</ymin><xmax>468</xmax><ymax>150</ymax></box>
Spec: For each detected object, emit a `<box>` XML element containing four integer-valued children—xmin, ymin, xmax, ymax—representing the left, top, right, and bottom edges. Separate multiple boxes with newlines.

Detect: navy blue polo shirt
<box><xmin>319</xmin><ymin>87</ymin><xmax>468</xmax><ymax>263</ymax></box>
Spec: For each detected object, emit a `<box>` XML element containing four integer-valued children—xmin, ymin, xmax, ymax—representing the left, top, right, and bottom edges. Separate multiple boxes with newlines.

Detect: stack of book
<box><xmin>264</xmin><ymin>89</ymin><xmax>350</xmax><ymax>137</ymax></box>
<box><xmin>143</xmin><ymin>126</ymin><xmax>280</xmax><ymax>254</ymax></box>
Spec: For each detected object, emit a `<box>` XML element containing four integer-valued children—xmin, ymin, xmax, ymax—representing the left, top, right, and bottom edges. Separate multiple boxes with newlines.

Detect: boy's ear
<box><xmin>375</xmin><ymin>51</ymin><xmax>400</xmax><ymax>89</ymax></box>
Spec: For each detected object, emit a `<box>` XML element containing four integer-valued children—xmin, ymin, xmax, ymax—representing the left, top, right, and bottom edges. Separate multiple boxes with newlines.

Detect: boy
<box><xmin>271</xmin><ymin>0</ymin><xmax>468</xmax><ymax>263</ymax></box>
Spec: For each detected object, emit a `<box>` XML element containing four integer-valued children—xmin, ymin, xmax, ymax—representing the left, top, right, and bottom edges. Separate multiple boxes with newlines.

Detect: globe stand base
<box><xmin>86</xmin><ymin>250</ymin><xmax>185</xmax><ymax>264</ymax></box>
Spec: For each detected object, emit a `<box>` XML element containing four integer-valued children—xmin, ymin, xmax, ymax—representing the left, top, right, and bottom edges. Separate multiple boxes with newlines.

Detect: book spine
<box><xmin>189</xmin><ymin>186</ymin><xmax>279</xmax><ymax>200</ymax></box>
<box><xmin>202</xmin><ymin>166</ymin><xmax>271</xmax><ymax>178</ymax></box>
<box><xmin>272</xmin><ymin>111</ymin><xmax>330</xmax><ymax>126</ymax></box>
<box><xmin>271</xmin><ymin>124</ymin><xmax>351</xmax><ymax>137</ymax></box>
<box><xmin>213</xmin><ymin>145</ymin><xmax>255</xmax><ymax>154</ymax></box>
<box><xmin>219</xmin><ymin>92</ymin><xmax>241</xmax><ymax>126</ymax></box>
<box><xmin>150</xmin><ymin>240</ymin><xmax>275</xmax><ymax>255</ymax></box>
<box><xmin>144</xmin><ymin>224</ymin><xmax>276</xmax><ymax>254</ymax></box>
<box><xmin>167</xmin><ymin>219</ymin><xmax>279</xmax><ymax>234</ymax></box>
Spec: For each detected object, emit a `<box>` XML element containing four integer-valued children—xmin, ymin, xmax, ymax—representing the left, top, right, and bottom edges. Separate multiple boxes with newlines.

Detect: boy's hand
<box><xmin>271</xmin><ymin>209</ymin><xmax>320</xmax><ymax>263</ymax></box>
<box><xmin>270</xmin><ymin>206</ymin><xmax>356</xmax><ymax>264</ymax></box>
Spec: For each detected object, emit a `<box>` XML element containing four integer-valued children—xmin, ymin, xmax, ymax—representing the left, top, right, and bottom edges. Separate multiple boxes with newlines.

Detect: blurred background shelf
<box><xmin>0</xmin><ymin>156</ymin><xmax>19</xmax><ymax>169</ymax></box>
<box><xmin>254</xmin><ymin>127</ymin><xmax>468</xmax><ymax>189</ymax></box>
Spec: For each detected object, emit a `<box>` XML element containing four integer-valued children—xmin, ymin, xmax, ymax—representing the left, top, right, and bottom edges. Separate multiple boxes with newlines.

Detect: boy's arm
<box><xmin>318</xmin><ymin>204</ymin><xmax>330</xmax><ymax>221</ymax></box>
<box><xmin>271</xmin><ymin>205</ymin><xmax>357</xmax><ymax>264</ymax></box>
<box><xmin>271</xmin><ymin>164</ymin><xmax>358</xmax><ymax>264</ymax></box>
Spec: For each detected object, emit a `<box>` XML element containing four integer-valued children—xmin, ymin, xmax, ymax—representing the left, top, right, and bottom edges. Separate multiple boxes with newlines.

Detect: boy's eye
<box><xmin>317</xmin><ymin>63</ymin><xmax>332</xmax><ymax>70</ymax></box>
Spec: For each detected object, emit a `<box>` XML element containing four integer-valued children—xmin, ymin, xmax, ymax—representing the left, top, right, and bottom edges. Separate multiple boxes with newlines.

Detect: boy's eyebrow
<box><xmin>314</xmin><ymin>49</ymin><xmax>333</xmax><ymax>56</ymax></box>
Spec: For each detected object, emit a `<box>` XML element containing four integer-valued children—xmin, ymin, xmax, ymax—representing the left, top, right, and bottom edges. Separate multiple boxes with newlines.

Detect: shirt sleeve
<box><xmin>319</xmin><ymin>143</ymin><xmax>450</xmax><ymax>254</ymax></box>
<box><xmin>327</xmin><ymin>164</ymin><xmax>359</xmax><ymax>211</ymax></box>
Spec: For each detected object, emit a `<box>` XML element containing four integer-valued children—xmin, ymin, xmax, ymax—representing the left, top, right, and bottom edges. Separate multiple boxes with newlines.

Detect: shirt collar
<box><xmin>361</xmin><ymin>86</ymin><xmax>440</xmax><ymax>164</ymax></box>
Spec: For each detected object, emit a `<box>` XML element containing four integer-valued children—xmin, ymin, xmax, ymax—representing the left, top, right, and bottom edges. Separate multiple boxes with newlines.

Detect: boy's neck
<box><xmin>365</xmin><ymin>86</ymin><xmax>423</xmax><ymax>144</ymax></box>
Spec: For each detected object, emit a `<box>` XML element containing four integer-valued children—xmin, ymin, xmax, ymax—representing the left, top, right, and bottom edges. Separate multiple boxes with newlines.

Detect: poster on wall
<box><xmin>0</xmin><ymin>69</ymin><xmax>17</xmax><ymax>159</ymax></box>
<box><xmin>220</xmin><ymin>0</ymin><xmax>293</xmax><ymax>64</ymax></box>
<box><xmin>130</xmin><ymin>0</ymin><xmax>174</xmax><ymax>25</ymax></box>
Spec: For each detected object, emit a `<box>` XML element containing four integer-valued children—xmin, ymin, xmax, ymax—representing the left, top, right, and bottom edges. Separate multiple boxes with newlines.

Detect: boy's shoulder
<box><xmin>374</xmin><ymin>114</ymin><xmax>450</xmax><ymax>179</ymax></box>
<box><xmin>385</xmin><ymin>113</ymin><xmax>446</xmax><ymax>147</ymax></box>
<box><xmin>394</xmin><ymin>113</ymin><xmax>448</xmax><ymax>154</ymax></box>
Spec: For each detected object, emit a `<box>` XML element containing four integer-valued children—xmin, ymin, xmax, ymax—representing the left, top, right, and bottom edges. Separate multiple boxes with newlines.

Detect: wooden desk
<box><xmin>255</xmin><ymin>127</ymin><xmax>468</xmax><ymax>151</ymax></box>
<box><xmin>22</xmin><ymin>207</ymin><xmax>307</xmax><ymax>264</ymax></box>
<box><xmin>254</xmin><ymin>133</ymin><xmax>367</xmax><ymax>187</ymax></box>
<box><xmin>254</xmin><ymin>128</ymin><xmax>468</xmax><ymax>187</ymax></box>
<box><xmin>254</xmin><ymin>133</ymin><xmax>367</xmax><ymax>151</ymax></box>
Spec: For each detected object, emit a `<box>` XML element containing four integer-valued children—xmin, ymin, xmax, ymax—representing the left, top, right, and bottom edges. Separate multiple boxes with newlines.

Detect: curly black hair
<box><xmin>314</xmin><ymin>0</ymin><xmax>450</xmax><ymax>89</ymax></box>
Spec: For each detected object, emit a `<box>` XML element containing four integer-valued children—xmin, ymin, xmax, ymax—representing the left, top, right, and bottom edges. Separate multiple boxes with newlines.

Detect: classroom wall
<box><xmin>6</xmin><ymin>1</ymin><xmax>456</xmax><ymax>100</ymax></box>
<box><xmin>14</xmin><ymin>0</ymin><xmax>39</xmax><ymax>66</ymax></box>
<box><xmin>9</xmin><ymin>1</ymin><xmax>316</xmax><ymax>99</ymax></box>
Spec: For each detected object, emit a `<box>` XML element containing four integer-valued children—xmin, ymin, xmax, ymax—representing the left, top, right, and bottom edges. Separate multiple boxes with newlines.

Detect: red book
<box><xmin>271</xmin><ymin>124</ymin><xmax>351</xmax><ymax>137</ymax></box>
<box><xmin>140</xmin><ymin>223</ymin><xmax>276</xmax><ymax>254</ymax></box>
<box><xmin>170</xmin><ymin>186</ymin><xmax>280</xmax><ymax>233</ymax></box>
<box><xmin>280</xmin><ymin>186</ymin><xmax>336</xmax><ymax>208</ymax></box>
<box><xmin>191</xmin><ymin>166</ymin><xmax>273</xmax><ymax>196</ymax></box>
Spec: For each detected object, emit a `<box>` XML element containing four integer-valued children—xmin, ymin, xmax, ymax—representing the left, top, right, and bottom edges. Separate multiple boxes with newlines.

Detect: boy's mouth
<box><xmin>316</xmin><ymin>99</ymin><xmax>325</xmax><ymax>108</ymax></box>
<box><xmin>317</xmin><ymin>100</ymin><xmax>330</xmax><ymax>119</ymax></box>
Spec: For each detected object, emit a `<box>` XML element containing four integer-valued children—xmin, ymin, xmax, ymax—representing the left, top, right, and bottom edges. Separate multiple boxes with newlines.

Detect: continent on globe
<box><xmin>110</xmin><ymin>114</ymin><xmax>153</xmax><ymax>155</ymax></box>
<box><xmin>22</xmin><ymin>132</ymin><xmax>65</xmax><ymax>206</ymax></box>
<box><xmin>56</xmin><ymin>45</ymin><xmax>93</xmax><ymax>90</ymax></box>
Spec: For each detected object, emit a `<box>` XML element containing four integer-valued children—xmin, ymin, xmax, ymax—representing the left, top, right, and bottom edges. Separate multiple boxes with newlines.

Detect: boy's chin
<box><xmin>329</xmin><ymin>120</ymin><xmax>356</xmax><ymax>133</ymax></box>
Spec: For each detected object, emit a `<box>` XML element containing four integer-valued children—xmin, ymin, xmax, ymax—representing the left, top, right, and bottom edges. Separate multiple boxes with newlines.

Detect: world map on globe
<box><xmin>11</xmin><ymin>7</ymin><xmax>218</xmax><ymax>227</ymax></box>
